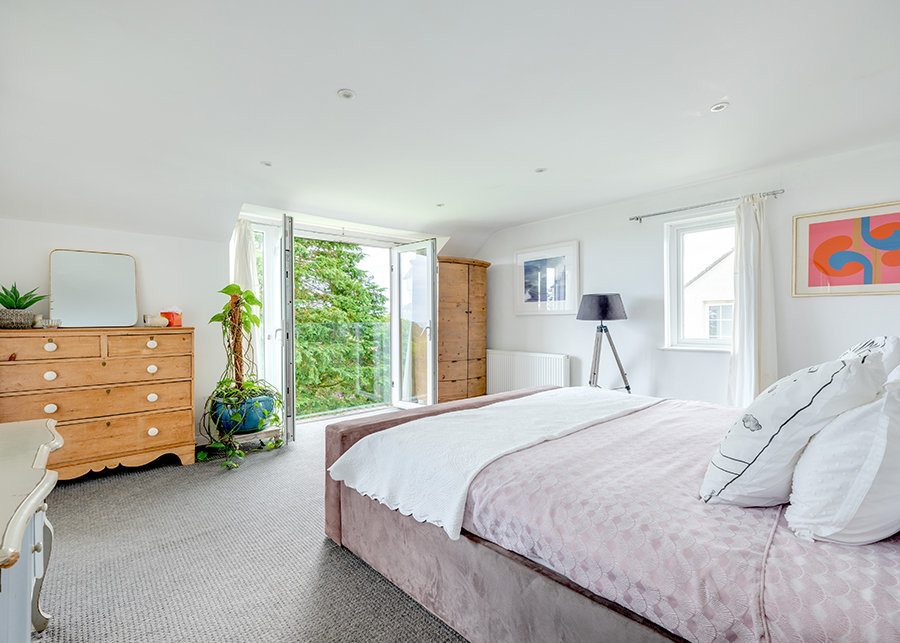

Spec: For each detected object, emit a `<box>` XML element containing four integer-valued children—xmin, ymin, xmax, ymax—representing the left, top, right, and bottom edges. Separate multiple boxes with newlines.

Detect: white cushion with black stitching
<box><xmin>699</xmin><ymin>353</ymin><xmax>887</xmax><ymax>507</ymax></box>
<box><xmin>839</xmin><ymin>335</ymin><xmax>900</xmax><ymax>382</ymax></box>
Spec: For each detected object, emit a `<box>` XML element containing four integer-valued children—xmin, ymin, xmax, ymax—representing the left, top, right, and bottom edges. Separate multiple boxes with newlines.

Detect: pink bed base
<box><xmin>325</xmin><ymin>387</ymin><xmax>686</xmax><ymax>643</ymax></box>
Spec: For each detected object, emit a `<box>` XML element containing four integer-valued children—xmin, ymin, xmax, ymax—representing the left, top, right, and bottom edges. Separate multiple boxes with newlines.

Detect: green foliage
<box><xmin>198</xmin><ymin>284</ymin><xmax>284</xmax><ymax>470</ymax></box>
<box><xmin>293</xmin><ymin>239</ymin><xmax>390</xmax><ymax>415</ymax></box>
<box><xmin>0</xmin><ymin>283</ymin><xmax>48</xmax><ymax>310</ymax></box>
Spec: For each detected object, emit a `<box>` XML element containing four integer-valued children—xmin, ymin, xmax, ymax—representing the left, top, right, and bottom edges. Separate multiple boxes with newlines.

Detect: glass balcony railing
<box><xmin>293</xmin><ymin>322</ymin><xmax>390</xmax><ymax>418</ymax></box>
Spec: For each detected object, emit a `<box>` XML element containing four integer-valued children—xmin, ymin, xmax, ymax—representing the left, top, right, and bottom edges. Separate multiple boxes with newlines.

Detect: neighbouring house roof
<box><xmin>684</xmin><ymin>249</ymin><xmax>735</xmax><ymax>289</ymax></box>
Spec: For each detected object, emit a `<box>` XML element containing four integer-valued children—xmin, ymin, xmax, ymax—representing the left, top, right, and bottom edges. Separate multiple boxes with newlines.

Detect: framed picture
<box><xmin>793</xmin><ymin>200</ymin><xmax>900</xmax><ymax>297</ymax></box>
<box><xmin>514</xmin><ymin>241</ymin><xmax>580</xmax><ymax>315</ymax></box>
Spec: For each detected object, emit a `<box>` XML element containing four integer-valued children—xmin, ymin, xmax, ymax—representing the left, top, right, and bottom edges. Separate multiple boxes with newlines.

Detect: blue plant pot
<box><xmin>210</xmin><ymin>395</ymin><xmax>275</xmax><ymax>434</ymax></box>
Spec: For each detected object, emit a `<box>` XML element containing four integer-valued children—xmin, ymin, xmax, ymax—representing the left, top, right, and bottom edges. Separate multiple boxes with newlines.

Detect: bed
<box><xmin>325</xmin><ymin>379</ymin><xmax>900</xmax><ymax>642</ymax></box>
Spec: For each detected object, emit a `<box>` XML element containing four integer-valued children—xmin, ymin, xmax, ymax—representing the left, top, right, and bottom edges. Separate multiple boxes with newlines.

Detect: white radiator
<box><xmin>486</xmin><ymin>349</ymin><xmax>570</xmax><ymax>394</ymax></box>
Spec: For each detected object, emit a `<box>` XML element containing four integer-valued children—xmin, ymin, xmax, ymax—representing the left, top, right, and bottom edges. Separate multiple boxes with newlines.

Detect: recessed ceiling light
<box><xmin>436</xmin><ymin>203</ymin><xmax>445</xmax><ymax>207</ymax></box>
<box><xmin>534</xmin><ymin>168</ymin><xmax>547</xmax><ymax>173</ymax></box>
<box><xmin>710</xmin><ymin>102</ymin><xmax>729</xmax><ymax>113</ymax></box>
<box><xmin>337</xmin><ymin>88</ymin><xmax>356</xmax><ymax>100</ymax></box>
<box><xmin>260</xmin><ymin>161</ymin><xmax>273</xmax><ymax>167</ymax></box>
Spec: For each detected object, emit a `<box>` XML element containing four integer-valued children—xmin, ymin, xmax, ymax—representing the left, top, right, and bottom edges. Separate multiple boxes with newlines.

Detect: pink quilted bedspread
<box><xmin>462</xmin><ymin>399</ymin><xmax>900</xmax><ymax>642</ymax></box>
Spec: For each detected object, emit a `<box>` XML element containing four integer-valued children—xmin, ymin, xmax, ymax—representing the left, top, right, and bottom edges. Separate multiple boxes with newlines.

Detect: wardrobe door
<box><xmin>468</xmin><ymin>264</ymin><xmax>487</xmax><ymax>362</ymax></box>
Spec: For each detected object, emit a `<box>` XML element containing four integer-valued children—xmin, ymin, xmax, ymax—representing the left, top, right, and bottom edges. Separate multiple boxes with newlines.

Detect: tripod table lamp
<box><xmin>576</xmin><ymin>293</ymin><xmax>631</xmax><ymax>393</ymax></box>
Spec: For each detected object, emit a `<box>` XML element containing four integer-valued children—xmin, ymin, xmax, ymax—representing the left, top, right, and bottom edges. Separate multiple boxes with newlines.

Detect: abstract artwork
<box><xmin>793</xmin><ymin>201</ymin><xmax>900</xmax><ymax>296</ymax></box>
<box><xmin>515</xmin><ymin>241</ymin><xmax>579</xmax><ymax>314</ymax></box>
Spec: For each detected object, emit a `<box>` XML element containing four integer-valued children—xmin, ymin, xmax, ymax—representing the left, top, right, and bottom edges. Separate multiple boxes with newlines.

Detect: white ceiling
<box><xmin>3</xmin><ymin>1</ymin><xmax>900</xmax><ymax>255</ymax></box>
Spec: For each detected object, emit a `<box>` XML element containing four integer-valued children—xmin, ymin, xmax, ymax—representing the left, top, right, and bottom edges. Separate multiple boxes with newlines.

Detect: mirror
<box><xmin>50</xmin><ymin>250</ymin><xmax>138</xmax><ymax>327</ymax></box>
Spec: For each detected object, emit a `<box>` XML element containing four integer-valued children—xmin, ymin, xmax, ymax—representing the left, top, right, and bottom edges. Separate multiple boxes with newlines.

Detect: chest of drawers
<box><xmin>0</xmin><ymin>328</ymin><xmax>195</xmax><ymax>480</ymax></box>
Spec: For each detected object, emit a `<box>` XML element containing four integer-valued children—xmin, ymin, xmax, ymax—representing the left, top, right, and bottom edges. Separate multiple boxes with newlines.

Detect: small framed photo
<box><xmin>793</xmin><ymin>201</ymin><xmax>900</xmax><ymax>297</ymax></box>
<box><xmin>514</xmin><ymin>241</ymin><xmax>580</xmax><ymax>315</ymax></box>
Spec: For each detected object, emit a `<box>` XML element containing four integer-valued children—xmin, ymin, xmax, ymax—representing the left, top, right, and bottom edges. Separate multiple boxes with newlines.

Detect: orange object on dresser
<box><xmin>160</xmin><ymin>312</ymin><xmax>182</xmax><ymax>327</ymax></box>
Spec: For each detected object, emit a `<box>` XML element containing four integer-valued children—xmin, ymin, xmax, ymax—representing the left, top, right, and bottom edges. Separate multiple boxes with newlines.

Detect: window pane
<box><xmin>681</xmin><ymin>227</ymin><xmax>734</xmax><ymax>340</ymax></box>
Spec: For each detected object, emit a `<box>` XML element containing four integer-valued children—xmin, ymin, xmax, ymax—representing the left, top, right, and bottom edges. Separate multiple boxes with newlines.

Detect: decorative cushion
<box><xmin>785</xmin><ymin>384</ymin><xmax>900</xmax><ymax>545</ymax></box>
<box><xmin>839</xmin><ymin>336</ymin><xmax>900</xmax><ymax>382</ymax></box>
<box><xmin>699</xmin><ymin>353</ymin><xmax>886</xmax><ymax>507</ymax></box>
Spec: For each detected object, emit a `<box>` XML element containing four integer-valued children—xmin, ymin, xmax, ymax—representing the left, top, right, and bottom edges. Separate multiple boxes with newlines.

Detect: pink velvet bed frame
<box><xmin>325</xmin><ymin>387</ymin><xmax>687</xmax><ymax>643</ymax></box>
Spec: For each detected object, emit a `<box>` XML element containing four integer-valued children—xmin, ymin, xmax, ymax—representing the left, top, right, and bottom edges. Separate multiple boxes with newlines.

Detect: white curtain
<box><xmin>728</xmin><ymin>194</ymin><xmax>778</xmax><ymax>407</ymax></box>
<box><xmin>231</xmin><ymin>219</ymin><xmax>262</xmax><ymax>375</ymax></box>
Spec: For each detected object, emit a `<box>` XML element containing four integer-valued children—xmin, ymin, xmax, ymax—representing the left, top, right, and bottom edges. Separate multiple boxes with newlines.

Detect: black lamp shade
<box><xmin>576</xmin><ymin>293</ymin><xmax>627</xmax><ymax>321</ymax></box>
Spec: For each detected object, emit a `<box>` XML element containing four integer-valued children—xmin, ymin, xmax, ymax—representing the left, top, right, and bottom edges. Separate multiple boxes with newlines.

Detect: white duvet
<box><xmin>328</xmin><ymin>387</ymin><xmax>658</xmax><ymax>539</ymax></box>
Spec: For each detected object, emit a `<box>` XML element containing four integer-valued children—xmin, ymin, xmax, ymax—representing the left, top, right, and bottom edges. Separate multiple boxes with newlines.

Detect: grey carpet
<box><xmin>33</xmin><ymin>418</ymin><xmax>469</xmax><ymax>643</ymax></box>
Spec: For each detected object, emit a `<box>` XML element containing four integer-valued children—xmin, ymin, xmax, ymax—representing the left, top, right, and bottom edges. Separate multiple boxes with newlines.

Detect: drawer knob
<box><xmin>147</xmin><ymin>393</ymin><xmax>158</xmax><ymax>402</ymax></box>
<box><xmin>32</xmin><ymin>542</ymin><xmax>43</xmax><ymax>554</ymax></box>
<box><xmin>147</xmin><ymin>365</ymin><xmax>158</xmax><ymax>374</ymax></box>
<box><xmin>147</xmin><ymin>340</ymin><xmax>158</xmax><ymax>349</ymax></box>
<box><xmin>43</xmin><ymin>371</ymin><xmax>58</xmax><ymax>381</ymax></box>
<box><xmin>43</xmin><ymin>342</ymin><xmax>58</xmax><ymax>353</ymax></box>
<box><xmin>148</xmin><ymin>427</ymin><xmax>159</xmax><ymax>437</ymax></box>
<box><xmin>43</xmin><ymin>403</ymin><xmax>58</xmax><ymax>414</ymax></box>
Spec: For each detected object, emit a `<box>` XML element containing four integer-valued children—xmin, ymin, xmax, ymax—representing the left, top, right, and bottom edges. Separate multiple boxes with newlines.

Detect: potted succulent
<box><xmin>197</xmin><ymin>284</ymin><xmax>284</xmax><ymax>469</ymax></box>
<box><xmin>0</xmin><ymin>283</ymin><xmax>48</xmax><ymax>329</ymax></box>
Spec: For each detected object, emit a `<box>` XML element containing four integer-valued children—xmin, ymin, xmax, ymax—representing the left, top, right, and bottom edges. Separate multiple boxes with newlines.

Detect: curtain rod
<box><xmin>629</xmin><ymin>189</ymin><xmax>784</xmax><ymax>222</ymax></box>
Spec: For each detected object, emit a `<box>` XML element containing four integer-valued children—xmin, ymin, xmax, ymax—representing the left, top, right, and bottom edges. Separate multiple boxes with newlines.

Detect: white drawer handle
<box><xmin>44</xmin><ymin>371</ymin><xmax>58</xmax><ymax>381</ymax></box>
<box><xmin>148</xmin><ymin>427</ymin><xmax>159</xmax><ymax>437</ymax></box>
<box><xmin>147</xmin><ymin>365</ymin><xmax>158</xmax><ymax>374</ymax></box>
<box><xmin>147</xmin><ymin>340</ymin><xmax>158</xmax><ymax>349</ymax></box>
<box><xmin>44</xmin><ymin>342</ymin><xmax>58</xmax><ymax>352</ymax></box>
<box><xmin>147</xmin><ymin>393</ymin><xmax>158</xmax><ymax>402</ymax></box>
<box><xmin>44</xmin><ymin>403</ymin><xmax>58</xmax><ymax>414</ymax></box>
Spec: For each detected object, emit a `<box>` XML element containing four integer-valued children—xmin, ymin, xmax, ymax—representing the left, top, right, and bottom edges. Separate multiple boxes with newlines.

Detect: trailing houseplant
<box><xmin>0</xmin><ymin>283</ymin><xmax>49</xmax><ymax>329</ymax></box>
<box><xmin>197</xmin><ymin>284</ymin><xmax>284</xmax><ymax>469</ymax></box>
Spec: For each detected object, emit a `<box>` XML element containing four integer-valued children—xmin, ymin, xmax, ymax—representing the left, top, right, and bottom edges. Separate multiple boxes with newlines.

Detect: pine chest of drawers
<box><xmin>0</xmin><ymin>328</ymin><xmax>195</xmax><ymax>480</ymax></box>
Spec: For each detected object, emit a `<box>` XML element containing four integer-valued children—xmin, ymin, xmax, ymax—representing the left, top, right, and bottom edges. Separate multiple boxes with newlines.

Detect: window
<box><xmin>665</xmin><ymin>212</ymin><xmax>735</xmax><ymax>348</ymax></box>
<box><xmin>707</xmin><ymin>303</ymin><xmax>733</xmax><ymax>339</ymax></box>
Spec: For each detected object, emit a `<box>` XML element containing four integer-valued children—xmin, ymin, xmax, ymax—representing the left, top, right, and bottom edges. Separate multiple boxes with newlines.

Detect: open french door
<box><xmin>391</xmin><ymin>239</ymin><xmax>437</xmax><ymax>408</ymax></box>
<box><xmin>281</xmin><ymin>214</ymin><xmax>295</xmax><ymax>441</ymax></box>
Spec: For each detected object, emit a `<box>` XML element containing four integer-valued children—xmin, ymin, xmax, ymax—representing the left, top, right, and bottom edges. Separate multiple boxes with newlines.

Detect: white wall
<box><xmin>476</xmin><ymin>141</ymin><xmax>900</xmax><ymax>405</ymax></box>
<box><xmin>0</xmin><ymin>218</ymin><xmax>229</xmax><ymax>430</ymax></box>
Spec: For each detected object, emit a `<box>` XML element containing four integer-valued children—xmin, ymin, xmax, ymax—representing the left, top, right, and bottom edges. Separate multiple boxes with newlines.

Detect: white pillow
<box><xmin>700</xmin><ymin>353</ymin><xmax>886</xmax><ymax>507</ymax></box>
<box><xmin>786</xmin><ymin>384</ymin><xmax>900</xmax><ymax>545</ymax></box>
<box><xmin>840</xmin><ymin>336</ymin><xmax>900</xmax><ymax>382</ymax></box>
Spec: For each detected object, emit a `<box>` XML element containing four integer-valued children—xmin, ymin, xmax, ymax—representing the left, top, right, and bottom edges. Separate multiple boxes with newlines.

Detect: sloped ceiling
<box><xmin>2</xmin><ymin>1</ymin><xmax>899</xmax><ymax>255</ymax></box>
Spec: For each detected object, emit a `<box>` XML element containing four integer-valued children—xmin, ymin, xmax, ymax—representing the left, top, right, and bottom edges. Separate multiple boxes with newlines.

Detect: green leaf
<box><xmin>230</xmin><ymin>412</ymin><xmax>242</xmax><ymax>422</ymax></box>
<box><xmin>209</xmin><ymin>312</ymin><xmax>225</xmax><ymax>324</ymax></box>
<box><xmin>0</xmin><ymin>283</ymin><xmax>47</xmax><ymax>309</ymax></box>
<box><xmin>220</xmin><ymin>284</ymin><xmax>243</xmax><ymax>295</ymax></box>
<box><xmin>244</xmin><ymin>292</ymin><xmax>262</xmax><ymax>307</ymax></box>
<box><xmin>195</xmin><ymin>451</ymin><xmax>209</xmax><ymax>462</ymax></box>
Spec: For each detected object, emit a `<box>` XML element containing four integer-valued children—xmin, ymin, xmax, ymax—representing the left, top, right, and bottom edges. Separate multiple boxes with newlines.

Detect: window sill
<box><xmin>657</xmin><ymin>345</ymin><xmax>731</xmax><ymax>353</ymax></box>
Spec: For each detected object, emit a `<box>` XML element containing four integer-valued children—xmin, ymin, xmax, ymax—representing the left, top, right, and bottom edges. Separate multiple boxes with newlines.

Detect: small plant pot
<box><xmin>210</xmin><ymin>395</ymin><xmax>275</xmax><ymax>434</ymax></box>
<box><xmin>0</xmin><ymin>309</ymin><xmax>35</xmax><ymax>329</ymax></box>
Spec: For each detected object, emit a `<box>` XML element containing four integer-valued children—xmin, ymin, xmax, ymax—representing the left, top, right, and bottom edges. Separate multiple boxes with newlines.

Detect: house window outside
<box><xmin>665</xmin><ymin>212</ymin><xmax>735</xmax><ymax>348</ymax></box>
<box><xmin>707</xmin><ymin>303</ymin><xmax>733</xmax><ymax>339</ymax></box>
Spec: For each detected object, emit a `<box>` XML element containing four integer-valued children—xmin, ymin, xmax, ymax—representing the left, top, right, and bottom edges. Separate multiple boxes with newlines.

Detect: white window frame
<box><xmin>705</xmin><ymin>301</ymin><xmax>734</xmax><ymax>340</ymax></box>
<box><xmin>664</xmin><ymin>211</ymin><xmax>735</xmax><ymax>349</ymax></box>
